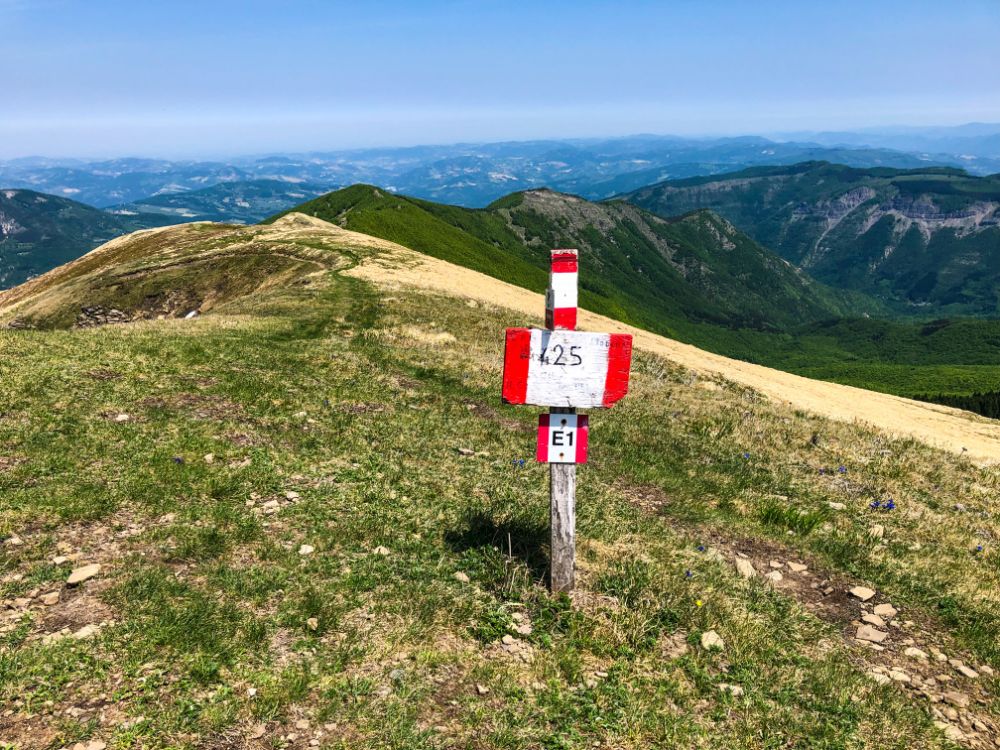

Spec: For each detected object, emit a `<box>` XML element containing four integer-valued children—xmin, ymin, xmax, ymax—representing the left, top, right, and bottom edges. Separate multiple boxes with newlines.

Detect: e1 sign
<box><xmin>537</xmin><ymin>413</ymin><xmax>589</xmax><ymax>464</ymax></box>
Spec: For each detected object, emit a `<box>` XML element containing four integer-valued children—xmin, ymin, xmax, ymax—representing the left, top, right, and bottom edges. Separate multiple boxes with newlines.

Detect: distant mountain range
<box><xmin>4</xmin><ymin>126</ymin><xmax>999</xmax><ymax>210</ymax></box>
<box><xmin>111</xmin><ymin>179</ymin><xmax>329</xmax><ymax>224</ymax></box>
<box><xmin>626</xmin><ymin>162</ymin><xmax>1000</xmax><ymax>315</ymax></box>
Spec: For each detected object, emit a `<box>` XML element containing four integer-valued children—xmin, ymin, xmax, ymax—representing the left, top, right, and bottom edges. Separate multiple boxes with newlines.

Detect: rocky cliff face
<box><xmin>627</xmin><ymin>163</ymin><xmax>1000</xmax><ymax>315</ymax></box>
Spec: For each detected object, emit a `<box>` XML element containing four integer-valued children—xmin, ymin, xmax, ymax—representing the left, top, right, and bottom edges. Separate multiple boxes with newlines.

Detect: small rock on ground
<box><xmin>849</xmin><ymin>586</ymin><xmax>876</xmax><ymax>602</ymax></box>
<box><xmin>856</xmin><ymin>624</ymin><xmax>888</xmax><ymax>643</ymax></box>
<box><xmin>67</xmin><ymin>563</ymin><xmax>101</xmax><ymax>585</ymax></box>
<box><xmin>454</xmin><ymin>571</ymin><xmax>470</xmax><ymax>583</ymax></box>
<box><xmin>701</xmin><ymin>630</ymin><xmax>725</xmax><ymax>651</ymax></box>
<box><xmin>873</xmin><ymin>603</ymin><xmax>898</xmax><ymax>619</ymax></box>
<box><xmin>735</xmin><ymin>558</ymin><xmax>757</xmax><ymax>578</ymax></box>
<box><xmin>861</xmin><ymin>613</ymin><xmax>885</xmax><ymax>628</ymax></box>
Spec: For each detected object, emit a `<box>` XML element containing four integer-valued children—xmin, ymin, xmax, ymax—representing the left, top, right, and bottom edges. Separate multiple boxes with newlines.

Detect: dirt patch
<box><xmin>39</xmin><ymin>591</ymin><xmax>115</xmax><ymax>635</ymax></box>
<box><xmin>85</xmin><ymin>368</ymin><xmax>123</xmax><ymax>381</ymax></box>
<box><xmin>224</xmin><ymin>431</ymin><xmax>259</xmax><ymax>448</ymax></box>
<box><xmin>140</xmin><ymin>393</ymin><xmax>246</xmax><ymax>421</ymax></box>
<box><xmin>0</xmin><ymin>455</ymin><xmax>25</xmax><ymax>472</ymax></box>
<box><xmin>616</xmin><ymin>480</ymin><xmax>672</xmax><ymax>514</ymax></box>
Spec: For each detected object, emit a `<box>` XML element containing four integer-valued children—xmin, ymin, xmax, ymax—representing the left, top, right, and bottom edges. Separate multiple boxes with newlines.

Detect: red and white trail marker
<box><xmin>545</xmin><ymin>249</ymin><xmax>578</xmax><ymax>330</ymax></box>
<box><xmin>537</xmin><ymin>413</ymin><xmax>589</xmax><ymax>464</ymax></box>
<box><xmin>502</xmin><ymin>328</ymin><xmax>632</xmax><ymax>408</ymax></box>
<box><xmin>500</xmin><ymin>248</ymin><xmax>633</xmax><ymax>593</ymax></box>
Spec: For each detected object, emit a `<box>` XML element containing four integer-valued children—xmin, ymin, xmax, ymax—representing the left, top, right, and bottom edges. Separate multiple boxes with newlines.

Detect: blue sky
<box><xmin>2</xmin><ymin>0</ymin><xmax>998</xmax><ymax>157</ymax></box>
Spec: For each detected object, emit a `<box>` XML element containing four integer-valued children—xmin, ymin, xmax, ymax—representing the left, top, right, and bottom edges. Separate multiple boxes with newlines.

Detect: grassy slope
<box><xmin>1</xmin><ymin>224</ymin><xmax>999</xmax><ymax>747</ymax></box>
<box><xmin>274</xmin><ymin>185</ymin><xmax>1000</xmax><ymax>403</ymax></box>
<box><xmin>272</xmin><ymin>185</ymin><xmax>872</xmax><ymax>333</ymax></box>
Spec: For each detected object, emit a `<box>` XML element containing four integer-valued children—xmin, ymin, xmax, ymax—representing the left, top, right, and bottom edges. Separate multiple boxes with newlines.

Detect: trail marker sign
<box><xmin>502</xmin><ymin>329</ymin><xmax>632</xmax><ymax>408</ymax></box>
<box><xmin>500</xmin><ymin>248</ymin><xmax>633</xmax><ymax>593</ymax></box>
<box><xmin>537</xmin><ymin>413</ymin><xmax>589</xmax><ymax>464</ymax></box>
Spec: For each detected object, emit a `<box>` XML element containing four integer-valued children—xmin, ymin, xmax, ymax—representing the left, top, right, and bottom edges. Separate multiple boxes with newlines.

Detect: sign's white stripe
<box><xmin>524</xmin><ymin>329</ymin><xmax>610</xmax><ymax>408</ymax></box>
<box><xmin>549</xmin><ymin>271</ymin><xmax>578</xmax><ymax>309</ymax></box>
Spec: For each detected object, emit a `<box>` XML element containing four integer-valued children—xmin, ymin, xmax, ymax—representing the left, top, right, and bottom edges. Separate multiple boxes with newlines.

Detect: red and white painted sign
<box><xmin>502</xmin><ymin>328</ymin><xmax>632</xmax><ymax>408</ymax></box>
<box><xmin>537</xmin><ymin>413</ymin><xmax>588</xmax><ymax>463</ymax></box>
<box><xmin>545</xmin><ymin>249</ymin><xmax>578</xmax><ymax>330</ymax></box>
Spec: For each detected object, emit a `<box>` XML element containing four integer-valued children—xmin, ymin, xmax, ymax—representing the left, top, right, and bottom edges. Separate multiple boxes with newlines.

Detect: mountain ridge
<box><xmin>625</xmin><ymin>161</ymin><xmax>1000</xmax><ymax>314</ymax></box>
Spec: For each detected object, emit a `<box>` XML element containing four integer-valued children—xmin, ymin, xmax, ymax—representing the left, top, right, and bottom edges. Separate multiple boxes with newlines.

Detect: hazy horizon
<box><xmin>3</xmin><ymin>0</ymin><xmax>998</xmax><ymax>159</ymax></box>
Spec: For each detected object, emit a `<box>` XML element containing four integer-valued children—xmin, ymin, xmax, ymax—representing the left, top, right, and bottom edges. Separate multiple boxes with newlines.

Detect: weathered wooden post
<box><xmin>502</xmin><ymin>249</ymin><xmax>633</xmax><ymax>593</ymax></box>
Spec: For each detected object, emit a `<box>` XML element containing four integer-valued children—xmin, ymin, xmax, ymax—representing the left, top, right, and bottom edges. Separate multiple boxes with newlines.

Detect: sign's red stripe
<box><xmin>536</xmin><ymin>413</ymin><xmax>550</xmax><ymax>462</ymax></box>
<box><xmin>602</xmin><ymin>334</ymin><xmax>633</xmax><ymax>407</ymax></box>
<box><xmin>550</xmin><ymin>307</ymin><xmax>577</xmax><ymax>331</ymax></box>
<box><xmin>502</xmin><ymin>328</ymin><xmax>532</xmax><ymax>404</ymax></box>
<box><xmin>576</xmin><ymin>415</ymin><xmax>589</xmax><ymax>464</ymax></box>
<box><xmin>551</xmin><ymin>259</ymin><xmax>578</xmax><ymax>273</ymax></box>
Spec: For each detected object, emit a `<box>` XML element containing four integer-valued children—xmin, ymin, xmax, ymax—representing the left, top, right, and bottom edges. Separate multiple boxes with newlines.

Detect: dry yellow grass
<box><xmin>345</xmin><ymin>240</ymin><xmax>1000</xmax><ymax>464</ymax></box>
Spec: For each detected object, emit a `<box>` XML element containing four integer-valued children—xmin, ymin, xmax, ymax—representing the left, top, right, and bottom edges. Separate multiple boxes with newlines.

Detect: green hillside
<box><xmin>1</xmin><ymin>218</ymin><xmax>998</xmax><ymax>747</ymax></box>
<box><xmin>273</xmin><ymin>185</ymin><xmax>875</xmax><ymax>337</ymax></box>
<box><xmin>625</xmin><ymin>162</ymin><xmax>1000</xmax><ymax>315</ymax></box>
<box><xmin>272</xmin><ymin>185</ymin><xmax>1000</xmax><ymax>405</ymax></box>
<box><xmin>0</xmin><ymin>189</ymin><xmax>163</xmax><ymax>290</ymax></box>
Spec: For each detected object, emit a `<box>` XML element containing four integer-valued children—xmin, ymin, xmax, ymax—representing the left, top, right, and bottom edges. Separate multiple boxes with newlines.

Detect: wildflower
<box><xmin>742</xmin><ymin>452</ymin><xmax>751</xmax><ymax>460</ymax></box>
<box><xmin>838</xmin><ymin>465</ymin><xmax>847</xmax><ymax>474</ymax></box>
<box><xmin>519</xmin><ymin>459</ymin><xmax>525</xmax><ymax>468</ymax></box>
<box><xmin>884</xmin><ymin>499</ymin><xmax>896</xmax><ymax>511</ymax></box>
<box><xmin>870</xmin><ymin>500</ymin><xmax>881</xmax><ymax>510</ymax></box>
<box><xmin>173</xmin><ymin>456</ymin><xmax>185</xmax><ymax>465</ymax></box>
<box><xmin>697</xmin><ymin>545</ymin><xmax>705</xmax><ymax>552</ymax></box>
<box><xmin>696</xmin><ymin>600</ymin><xmax>703</xmax><ymax>607</ymax></box>
<box><xmin>685</xmin><ymin>570</ymin><xmax>693</xmax><ymax>578</ymax></box>
<box><xmin>976</xmin><ymin>545</ymin><xmax>984</xmax><ymax>553</ymax></box>
<box><xmin>819</xmin><ymin>468</ymin><xmax>826</xmax><ymax>475</ymax></box>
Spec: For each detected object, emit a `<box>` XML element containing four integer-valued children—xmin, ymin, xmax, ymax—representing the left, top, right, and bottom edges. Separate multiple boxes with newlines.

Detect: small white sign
<box><xmin>537</xmin><ymin>413</ymin><xmax>589</xmax><ymax>464</ymax></box>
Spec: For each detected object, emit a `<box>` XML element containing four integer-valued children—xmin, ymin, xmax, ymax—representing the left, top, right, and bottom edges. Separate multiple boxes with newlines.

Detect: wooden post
<box><xmin>547</xmin><ymin>248</ymin><xmax>578</xmax><ymax>593</ymax></box>
<box><xmin>550</xmin><ymin>405</ymin><xmax>576</xmax><ymax>593</ymax></box>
